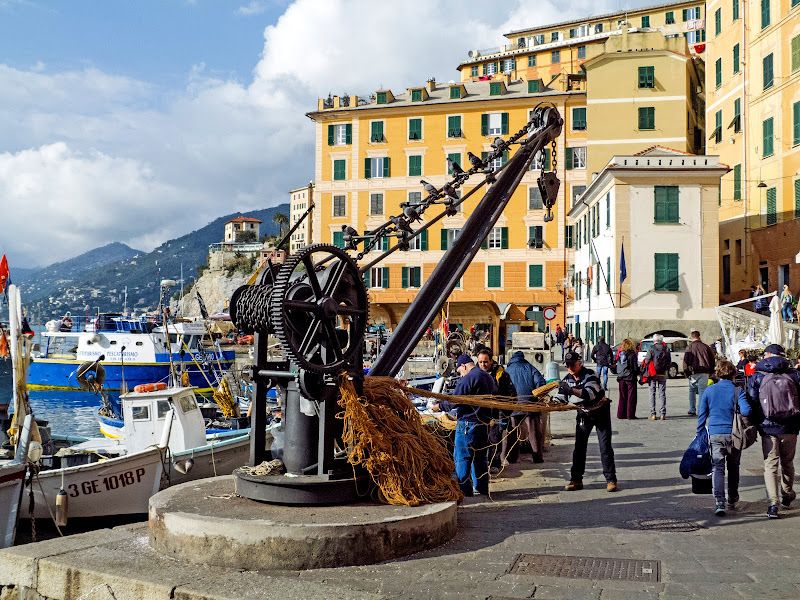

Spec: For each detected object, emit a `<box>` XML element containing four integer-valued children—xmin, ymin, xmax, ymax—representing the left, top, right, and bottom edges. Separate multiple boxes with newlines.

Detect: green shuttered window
<box><xmin>793</xmin><ymin>35</ymin><xmax>800</xmax><ymax>73</ymax></box>
<box><xmin>654</xmin><ymin>253</ymin><xmax>679</xmax><ymax>291</ymax></box>
<box><xmin>794</xmin><ymin>101</ymin><xmax>800</xmax><ymax>146</ymax></box>
<box><xmin>528</xmin><ymin>80</ymin><xmax>540</xmax><ymax>93</ymax></box>
<box><xmin>763</xmin><ymin>117</ymin><xmax>774</xmax><ymax>157</ymax></box>
<box><xmin>638</xmin><ymin>66</ymin><xmax>654</xmax><ymax>88</ymax></box>
<box><xmin>529</xmin><ymin>265</ymin><xmax>543</xmax><ymax>288</ymax></box>
<box><xmin>564</xmin><ymin>225</ymin><xmax>573</xmax><ymax>248</ymax></box>
<box><xmin>370</xmin><ymin>121</ymin><xmax>384</xmax><ymax>143</ymax></box>
<box><xmin>715</xmin><ymin>8</ymin><xmax>721</xmax><ymax>35</ymax></box>
<box><xmin>411</xmin><ymin>89</ymin><xmax>422</xmax><ymax>102</ymax></box>
<box><xmin>654</xmin><ymin>186</ymin><xmax>679</xmax><ymax>223</ymax></box>
<box><xmin>333</xmin><ymin>160</ymin><xmax>346</xmax><ymax>181</ymax></box>
<box><xmin>447</xmin><ymin>153</ymin><xmax>461</xmax><ymax>174</ymax></box>
<box><xmin>795</xmin><ymin>179</ymin><xmax>800</xmax><ymax>218</ymax></box>
<box><xmin>447</xmin><ymin>115</ymin><xmax>461</xmax><ymax>138</ymax></box>
<box><xmin>638</xmin><ymin>107</ymin><xmax>655</xmax><ymax>130</ymax></box>
<box><xmin>733</xmin><ymin>44</ymin><xmax>740</xmax><ymax>74</ymax></box>
<box><xmin>761</xmin><ymin>0</ymin><xmax>770</xmax><ymax>29</ymax></box>
<box><xmin>766</xmin><ymin>188</ymin><xmax>777</xmax><ymax>225</ymax></box>
<box><xmin>733</xmin><ymin>0</ymin><xmax>739</xmax><ymax>20</ymax></box>
<box><xmin>572</xmin><ymin>107</ymin><xmax>586</xmax><ymax>131</ymax></box>
<box><xmin>733</xmin><ymin>164</ymin><xmax>741</xmax><ymax>200</ymax></box>
<box><xmin>715</xmin><ymin>58</ymin><xmax>722</xmax><ymax>88</ymax></box>
<box><xmin>333</xmin><ymin>231</ymin><xmax>344</xmax><ymax>248</ymax></box>
<box><xmin>408</xmin><ymin>118</ymin><xmax>422</xmax><ymax>140</ymax></box>
<box><xmin>763</xmin><ymin>54</ymin><xmax>774</xmax><ymax>90</ymax></box>
<box><xmin>409</xmin><ymin>155</ymin><xmax>421</xmax><ymax>177</ymax></box>
<box><xmin>487</xmin><ymin>265</ymin><xmax>502</xmax><ymax>288</ymax></box>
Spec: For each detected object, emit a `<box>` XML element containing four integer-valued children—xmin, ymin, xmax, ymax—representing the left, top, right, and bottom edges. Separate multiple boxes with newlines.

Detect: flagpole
<box><xmin>619</xmin><ymin>237</ymin><xmax>623</xmax><ymax>309</ymax></box>
<box><xmin>591</xmin><ymin>239</ymin><xmax>615</xmax><ymax>309</ymax></box>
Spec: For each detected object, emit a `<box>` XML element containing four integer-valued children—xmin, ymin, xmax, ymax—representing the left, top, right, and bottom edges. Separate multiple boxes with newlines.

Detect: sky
<box><xmin>0</xmin><ymin>0</ymin><xmax>656</xmax><ymax>269</ymax></box>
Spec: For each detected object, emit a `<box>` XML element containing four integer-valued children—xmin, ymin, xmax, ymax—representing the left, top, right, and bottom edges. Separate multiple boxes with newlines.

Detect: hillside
<box><xmin>18</xmin><ymin>205</ymin><xmax>289</xmax><ymax>320</ymax></box>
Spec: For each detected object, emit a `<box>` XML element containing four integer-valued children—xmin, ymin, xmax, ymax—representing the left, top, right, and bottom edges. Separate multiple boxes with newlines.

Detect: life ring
<box><xmin>134</xmin><ymin>382</ymin><xmax>168</xmax><ymax>393</ymax></box>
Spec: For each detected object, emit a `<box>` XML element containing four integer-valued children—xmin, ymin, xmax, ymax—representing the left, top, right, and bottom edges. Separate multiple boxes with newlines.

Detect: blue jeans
<box><xmin>596</xmin><ymin>366</ymin><xmax>609</xmax><ymax>389</ymax></box>
<box><xmin>453</xmin><ymin>421</ymin><xmax>489</xmax><ymax>495</ymax></box>
<box><xmin>688</xmin><ymin>373</ymin><xmax>709</xmax><ymax>413</ymax></box>
<box><xmin>710</xmin><ymin>434</ymin><xmax>741</xmax><ymax>505</ymax></box>
<box><xmin>782</xmin><ymin>305</ymin><xmax>793</xmax><ymax>321</ymax></box>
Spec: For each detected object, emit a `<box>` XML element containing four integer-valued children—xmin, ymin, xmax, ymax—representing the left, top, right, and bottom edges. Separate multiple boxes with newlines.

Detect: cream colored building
<box><xmin>223</xmin><ymin>216</ymin><xmax>261</xmax><ymax>243</ymax></box>
<box><xmin>568</xmin><ymin>147</ymin><xmax>728</xmax><ymax>343</ymax></box>
<box><xmin>289</xmin><ymin>183</ymin><xmax>314</xmax><ymax>252</ymax></box>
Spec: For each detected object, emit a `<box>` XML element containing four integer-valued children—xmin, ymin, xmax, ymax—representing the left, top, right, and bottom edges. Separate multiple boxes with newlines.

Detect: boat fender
<box><xmin>535</xmin><ymin>352</ymin><xmax>544</xmax><ymax>364</ymax></box>
<box><xmin>55</xmin><ymin>488</ymin><xmax>68</xmax><ymax>527</ymax></box>
<box><xmin>133</xmin><ymin>382</ymin><xmax>168</xmax><ymax>393</ymax></box>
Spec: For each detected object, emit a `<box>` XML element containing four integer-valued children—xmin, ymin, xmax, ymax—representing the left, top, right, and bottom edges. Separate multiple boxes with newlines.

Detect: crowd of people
<box><xmin>751</xmin><ymin>283</ymin><xmax>797</xmax><ymax>322</ymax></box>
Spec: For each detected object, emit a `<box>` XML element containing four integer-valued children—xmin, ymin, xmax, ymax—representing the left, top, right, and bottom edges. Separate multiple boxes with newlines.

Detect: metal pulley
<box><xmin>538</xmin><ymin>171</ymin><xmax>560</xmax><ymax>222</ymax></box>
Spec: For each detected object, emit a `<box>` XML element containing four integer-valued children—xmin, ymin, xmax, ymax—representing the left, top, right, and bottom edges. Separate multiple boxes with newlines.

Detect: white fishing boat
<box><xmin>0</xmin><ymin>414</ymin><xmax>33</xmax><ymax>548</ymax></box>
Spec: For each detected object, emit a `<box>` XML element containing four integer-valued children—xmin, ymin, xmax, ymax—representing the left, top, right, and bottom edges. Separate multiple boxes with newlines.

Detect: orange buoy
<box><xmin>133</xmin><ymin>382</ymin><xmax>168</xmax><ymax>393</ymax></box>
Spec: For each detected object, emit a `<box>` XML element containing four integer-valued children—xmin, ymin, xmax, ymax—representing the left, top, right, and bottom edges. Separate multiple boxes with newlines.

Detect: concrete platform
<box><xmin>148</xmin><ymin>476</ymin><xmax>458</xmax><ymax>570</ymax></box>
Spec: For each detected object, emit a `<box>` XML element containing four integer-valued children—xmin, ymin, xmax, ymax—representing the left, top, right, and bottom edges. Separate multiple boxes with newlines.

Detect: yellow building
<box><xmin>712</xmin><ymin>0</ymin><xmax>800</xmax><ymax>301</ymax></box>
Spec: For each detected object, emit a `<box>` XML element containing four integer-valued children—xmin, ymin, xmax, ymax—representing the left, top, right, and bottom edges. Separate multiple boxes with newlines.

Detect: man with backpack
<box><xmin>591</xmin><ymin>336</ymin><xmax>614</xmax><ymax>390</ymax></box>
<box><xmin>644</xmin><ymin>334</ymin><xmax>671</xmax><ymax>420</ymax></box>
<box><xmin>683</xmin><ymin>331</ymin><xmax>717</xmax><ymax>416</ymax></box>
<box><xmin>746</xmin><ymin>344</ymin><xmax>800</xmax><ymax>518</ymax></box>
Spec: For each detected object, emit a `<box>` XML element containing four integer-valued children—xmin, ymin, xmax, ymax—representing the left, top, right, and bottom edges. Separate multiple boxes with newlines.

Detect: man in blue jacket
<box><xmin>433</xmin><ymin>354</ymin><xmax>498</xmax><ymax>496</ymax></box>
<box><xmin>746</xmin><ymin>344</ymin><xmax>800</xmax><ymax>518</ymax></box>
<box><xmin>505</xmin><ymin>350</ymin><xmax>547</xmax><ymax>463</ymax></box>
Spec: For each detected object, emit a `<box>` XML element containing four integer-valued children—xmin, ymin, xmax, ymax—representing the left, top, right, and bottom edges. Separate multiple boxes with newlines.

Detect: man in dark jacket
<box><xmin>559</xmin><ymin>350</ymin><xmax>617</xmax><ymax>492</ymax></box>
<box><xmin>683</xmin><ymin>330</ymin><xmax>717</xmax><ymax>416</ymax></box>
<box><xmin>591</xmin><ymin>336</ymin><xmax>613</xmax><ymax>390</ymax></box>
<box><xmin>504</xmin><ymin>350</ymin><xmax>547</xmax><ymax>463</ymax></box>
<box><xmin>746</xmin><ymin>344</ymin><xmax>800</xmax><ymax>518</ymax></box>
<box><xmin>433</xmin><ymin>354</ymin><xmax>498</xmax><ymax>496</ymax></box>
<box><xmin>476</xmin><ymin>349</ymin><xmax>517</xmax><ymax>473</ymax></box>
<box><xmin>644</xmin><ymin>334</ymin><xmax>669</xmax><ymax>420</ymax></box>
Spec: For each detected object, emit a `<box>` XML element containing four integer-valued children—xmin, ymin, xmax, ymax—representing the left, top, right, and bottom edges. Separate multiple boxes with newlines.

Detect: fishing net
<box><xmin>213</xmin><ymin>378</ymin><xmax>237</xmax><ymax>418</ymax></box>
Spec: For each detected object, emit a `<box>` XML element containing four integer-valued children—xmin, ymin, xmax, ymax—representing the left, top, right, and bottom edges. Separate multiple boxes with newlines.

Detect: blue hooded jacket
<box><xmin>504</xmin><ymin>351</ymin><xmax>546</xmax><ymax>402</ymax></box>
<box><xmin>746</xmin><ymin>356</ymin><xmax>800</xmax><ymax>435</ymax></box>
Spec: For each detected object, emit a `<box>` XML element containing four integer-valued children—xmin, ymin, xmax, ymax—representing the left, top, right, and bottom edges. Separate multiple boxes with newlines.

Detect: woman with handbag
<box><xmin>696</xmin><ymin>359</ymin><xmax>753</xmax><ymax>516</ymax></box>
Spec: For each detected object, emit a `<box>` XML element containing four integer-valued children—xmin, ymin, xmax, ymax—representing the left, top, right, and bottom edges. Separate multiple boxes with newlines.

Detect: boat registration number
<box><xmin>66</xmin><ymin>467</ymin><xmax>147</xmax><ymax>497</ymax></box>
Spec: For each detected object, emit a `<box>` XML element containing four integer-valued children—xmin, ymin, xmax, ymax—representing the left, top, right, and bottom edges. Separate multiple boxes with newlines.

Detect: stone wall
<box><xmin>613</xmin><ymin>319</ymin><xmax>722</xmax><ymax>343</ymax></box>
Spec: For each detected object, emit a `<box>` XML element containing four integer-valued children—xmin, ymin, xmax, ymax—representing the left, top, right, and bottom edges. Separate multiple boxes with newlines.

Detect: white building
<box><xmin>224</xmin><ymin>216</ymin><xmax>261</xmax><ymax>243</ymax></box>
<box><xmin>568</xmin><ymin>147</ymin><xmax>728</xmax><ymax>345</ymax></box>
<box><xmin>289</xmin><ymin>183</ymin><xmax>314</xmax><ymax>252</ymax></box>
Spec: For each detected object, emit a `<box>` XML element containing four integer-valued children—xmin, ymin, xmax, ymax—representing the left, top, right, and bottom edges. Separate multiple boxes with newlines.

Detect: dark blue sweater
<box><xmin>438</xmin><ymin>365</ymin><xmax>498</xmax><ymax>423</ymax></box>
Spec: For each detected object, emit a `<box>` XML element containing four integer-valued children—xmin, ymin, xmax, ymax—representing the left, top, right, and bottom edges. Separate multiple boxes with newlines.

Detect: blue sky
<box><xmin>0</xmin><ymin>0</ymin><xmax>657</xmax><ymax>269</ymax></box>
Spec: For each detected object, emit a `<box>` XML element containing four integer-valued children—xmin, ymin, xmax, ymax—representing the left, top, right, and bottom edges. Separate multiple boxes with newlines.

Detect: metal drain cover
<box><xmin>510</xmin><ymin>554</ymin><xmax>660</xmax><ymax>582</ymax></box>
<box><xmin>626</xmin><ymin>518</ymin><xmax>703</xmax><ymax>532</ymax></box>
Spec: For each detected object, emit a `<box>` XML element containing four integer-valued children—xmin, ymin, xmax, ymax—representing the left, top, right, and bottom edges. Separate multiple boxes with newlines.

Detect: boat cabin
<box><xmin>122</xmin><ymin>386</ymin><xmax>207</xmax><ymax>454</ymax></box>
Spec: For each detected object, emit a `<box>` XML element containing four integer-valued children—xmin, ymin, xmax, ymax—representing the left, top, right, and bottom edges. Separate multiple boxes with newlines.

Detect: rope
<box><xmin>238</xmin><ymin>459</ymin><xmax>286</xmax><ymax>476</ymax></box>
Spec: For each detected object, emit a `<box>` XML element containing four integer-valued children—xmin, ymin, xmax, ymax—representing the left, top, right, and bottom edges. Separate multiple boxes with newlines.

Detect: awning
<box><xmin>708</xmin><ymin>126</ymin><xmax>721</xmax><ymax>141</ymax></box>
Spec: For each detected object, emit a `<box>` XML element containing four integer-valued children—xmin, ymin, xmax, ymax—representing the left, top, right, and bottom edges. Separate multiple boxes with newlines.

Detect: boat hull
<box><xmin>23</xmin><ymin>447</ymin><xmax>163</xmax><ymax>519</ymax></box>
<box><xmin>166</xmin><ymin>432</ymin><xmax>253</xmax><ymax>487</ymax></box>
<box><xmin>0</xmin><ymin>463</ymin><xmax>26</xmax><ymax>548</ymax></box>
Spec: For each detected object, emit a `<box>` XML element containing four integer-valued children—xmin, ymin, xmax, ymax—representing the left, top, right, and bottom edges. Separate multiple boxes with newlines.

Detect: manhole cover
<box><xmin>509</xmin><ymin>554</ymin><xmax>660</xmax><ymax>582</ymax></box>
<box><xmin>626</xmin><ymin>518</ymin><xmax>703</xmax><ymax>532</ymax></box>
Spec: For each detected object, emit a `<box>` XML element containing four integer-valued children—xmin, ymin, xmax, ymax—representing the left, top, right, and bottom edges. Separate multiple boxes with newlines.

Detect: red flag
<box><xmin>0</xmin><ymin>254</ymin><xmax>8</xmax><ymax>294</ymax></box>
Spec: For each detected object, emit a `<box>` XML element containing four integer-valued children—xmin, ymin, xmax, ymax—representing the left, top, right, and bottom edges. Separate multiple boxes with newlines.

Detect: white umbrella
<box><xmin>768</xmin><ymin>295</ymin><xmax>784</xmax><ymax>347</ymax></box>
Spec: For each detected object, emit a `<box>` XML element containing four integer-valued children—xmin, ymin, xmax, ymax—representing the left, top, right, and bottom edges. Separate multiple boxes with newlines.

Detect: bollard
<box><xmin>544</xmin><ymin>361</ymin><xmax>560</xmax><ymax>383</ymax></box>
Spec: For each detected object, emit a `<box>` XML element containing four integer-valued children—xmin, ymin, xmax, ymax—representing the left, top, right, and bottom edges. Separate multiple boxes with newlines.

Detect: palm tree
<box><xmin>273</xmin><ymin>212</ymin><xmax>289</xmax><ymax>238</ymax></box>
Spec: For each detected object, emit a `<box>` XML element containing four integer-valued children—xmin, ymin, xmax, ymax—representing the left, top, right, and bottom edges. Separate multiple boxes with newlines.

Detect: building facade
<box><xmin>289</xmin><ymin>183</ymin><xmax>314</xmax><ymax>253</ymax></box>
<box><xmin>223</xmin><ymin>216</ymin><xmax>261</xmax><ymax>243</ymax></box>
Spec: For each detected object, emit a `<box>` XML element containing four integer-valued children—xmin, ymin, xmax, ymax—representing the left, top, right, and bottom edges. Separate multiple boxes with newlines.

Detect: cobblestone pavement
<box><xmin>293</xmin><ymin>374</ymin><xmax>800</xmax><ymax>599</ymax></box>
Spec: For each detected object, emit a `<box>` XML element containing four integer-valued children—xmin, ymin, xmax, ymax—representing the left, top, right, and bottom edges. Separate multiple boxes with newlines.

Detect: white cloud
<box><xmin>236</xmin><ymin>1</ymin><xmax>269</xmax><ymax>16</ymax></box>
<box><xmin>0</xmin><ymin>0</ymin><xmax>654</xmax><ymax>268</ymax></box>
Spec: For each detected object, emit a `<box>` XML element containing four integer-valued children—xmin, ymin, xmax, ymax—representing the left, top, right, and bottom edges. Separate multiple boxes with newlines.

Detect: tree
<box><xmin>273</xmin><ymin>212</ymin><xmax>289</xmax><ymax>238</ymax></box>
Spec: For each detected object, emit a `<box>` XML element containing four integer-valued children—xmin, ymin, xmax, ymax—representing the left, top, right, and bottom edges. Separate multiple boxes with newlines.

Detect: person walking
<box><xmin>433</xmin><ymin>354</ymin><xmax>498</xmax><ymax>497</ymax></box>
<box><xmin>616</xmin><ymin>338</ymin><xmax>639</xmax><ymax>419</ymax></box>
<box><xmin>591</xmin><ymin>336</ymin><xmax>613</xmax><ymax>390</ymax></box>
<box><xmin>559</xmin><ymin>349</ymin><xmax>618</xmax><ymax>492</ymax></box>
<box><xmin>572</xmin><ymin>338</ymin><xmax>585</xmax><ymax>362</ymax></box>
<box><xmin>504</xmin><ymin>350</ymin><xmax>547</xmax><ymax>464</ymax></box>
<box><xmin>746</xmin><ymin>344</ymin><xmax>800</xmax><ymax>518</ymax></box>
<box><xmin>696</xmin><ymin>360</ymin><xmax>752</xmax><ymax>516</ymax></box>
<box><xmin>476</xmin><ymin>349</ymin><xmax>517</xmax><ymax>474</ymax></box>
<box><xmin>780</xmin><ymin>285</ymin><xmax>794</xmax><ymax>322</ymax></box>
<box><xmin>754</xmin><ymin>284</ymin><xmax>769</xmax><ymax>316</ymax></box>
<box><xmin>556</xmin><ymin>325</ymin><xmax>566</xmax><ymax>359</ymax></box>
<box><xmin>644</xmin><ymin>334</ymin><xmax>671</xmax><ymax>420</ymax></box>
<box><xmin>683</xmin><ymin>330</ymin><xmax>717</xmax><ymax>416</ymax></box>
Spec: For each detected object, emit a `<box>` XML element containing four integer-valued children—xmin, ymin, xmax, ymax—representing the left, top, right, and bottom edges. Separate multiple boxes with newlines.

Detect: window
<box><xmin>447</xmin><ymin>153</ymin><xmax>461</xmax><ymax>174</ymax></box>
<box><xmin>132</xmin><ymin>405</ymin><xmax>150</xmax><ymax>420</ymax></box>
<box><xmin>711</xmin><ymin>109</ymin><xmax>722</xmax><ymax>143</ymax></box>
<box><xmin>551</xmin><ymin>32</ymin><xmax>559</xmax><ymax>42</ymax></box>
<box><xmin>485</xmin><ymin>61</ymin><xmax>498</xmax><ymax>75</ymax></box>
<box><xmin>735</xmin><ymin>239</ymin><xmax>742</xmax><ymax>264</ymax></box>
<box><xmin>572</xmin><ymin>107</ymin><xmax>587</xmax><ymax>131</ymax></box>
<box><xmin>733</xmin><ymin>44</ymin><xmax>740</xmax><ymax>74</ymax></box>
<box><xmin>408</xmin><ymin>155</ymin><xmax>422</xmax><ymax>177</ymax></box>
<box><xmin>528</xmin><ymin>55</ymin><xmax>536</xmax><ymax>67</ymax></box>
<box><xmin>482</xmin><ymin>112</ymin><xmax>508</xmax><ymax>136</ymax></box>
<box><xmin>407</xmin><ymin>229</ymin><xmax>427</xmax><ymax>250</ymax></box>
<box><xmin>551</xmin><ymin>50</ymin><xmax>560</xmax><ymax>63</ymax></box>
<box><xmin>642</xmin><ymin>15</ymin><xmax>650</xmax><ymax>27</ymax></box>
<box><xmin>489</xmin><ymin>82</ymin><xmax>501</xmax><ymax>96</ymax></box>
<box><xmin>638</xmin><ymin>66</ymin><xmax>654</xmax><ymax>88</ymax></box>
<box><xmin>763</xmin><ymin>54</ymin><xmax>774</xmax><ymax>90</ymax></box>
<box><xmin>794</xmin><ymin>101</ymin><xmax>800</xmax><ymax>146</ymax></box>
<box><xmin>683</xmin><ymin>6</ymin><xmax>701</xmax><ymax>20</ymax></box>
<box><xmin>638</xmin><ymin>107</ymin><xmax>655</xmax><ymax>130</ymax></box>
<box><xmin>333</xmin><ymin>195</ymin><xmax>346</xmax><ymax>217</ymax></box>
<box><xmin>333</xmin><ymin>231</ymin><xmax>344</xmax><ymax>248</ymax></box>
<box><xmin>606</xmin><ymin>192</ymin><xmax>611</xmax><ymax>227</ymax></box>
<box><xmin>715</xmin><ymin>58</ymin><xmax>722</xmax><ymax>88</ymax></box>
<box><xmin>529</xmin><ymin>186</ymin><xmax>543</xmax><ymax>209</ymax></box>
<box><xmin>528</xmin><ymin>80</ymin><xmax>540</xmax><ymax>93</ymax></box>
<box><xmin>529</xmin><ymin>265</ymin><xmax>543</xmax><ymax>287</ymax></box>
<box><xmin>408</xmin><ymin>118</ymin><xmax>422</xmax><ymax>140</ymax></box>
<box><xmin>369</xmin><ymin>193</ymin><xmax>384</xmax><ymax>215</ymax></box>
<box><xmin>411</xmin><ymin>89</ymin><xmax>422</xmax><ymax>102</ymax></box>
<box><xmin>364</xmin><ymin>157</ymin><xmax>389</xmax><ymax>179</ymax></box>
<box><xmin>766</xmin><ymin>187</ymin><xmax>777</xmax><ymax>225</ymax></box>
<box><xmin>665</xmin><ymin>11</ymin><xmax>675</xmax><ymax>24</ymax></box>
<box><xmin>366</xmin><ymin>267</ymin><xmax>389</xmax><ymax>289</ymax></box>
<box><xmin>376</xmin><ymin>92</ymin><xmax>387</xmax><ymax>104</ymax></box>
<box><xmin>761</xmin><ymin>0</ymin><xmax>770</xmax><ymax>29</ymax></box>
<box><xmin>370</xmin><ymin>121</ymin><xmax>384</xmax><ymax>143</ymax></box>
<box><xmin>333</xmin><ymin>159</ymin><xmax>346</xmax><ymax>181</ymax></box>
<box><xmin>440</xmin><ymin>228</ymin><xmax>462</xmax><ymax>250</ymax></box>
<box><xmin>795</xmin><ymin>179</ymin><xmax>800</xmax><ymax>218</ymax></box>
<box><xmin>595</xmin><ymin>23</ymin><xmax>603</xmax><ymax>33</ymax></box>
<box><xmin>654</xmin><ymin>186</ymin><xmax>679</xmax><ymax>223</ymax></box>
<box><xmin>487</xmin><ymin>227</ymin><xmax>508</xmax><ymax>249</ymax></box>
<box><xmin>733</xmin><ymin>0</ymin><xmax>739</xmax><ymax>21</ymax></box>
<box><xmin>471</xmin><ymin>65</ymin><xmax>478</xmax><ymax>77</ymax></box>
<box><xmin>501</xmin><ymin>58</ymin><xmax>516</xmax><ymax>72</ymax></box>
<box><xmin>408</xmin><ymin>191</ymin><xmax>421</xmax><ymax>205</ymax></box>
<box><xmin>572</xmin><ymin>185</ymin><xmax>586</xmax><ymax>206</ymax></box>
<box><xmin>733</xmin><ymin>164</ymin><xmax>741</xmax><ymax>200</ymax></box>
<box><xmin>531</xmin><ymin>148</ymin><xmax>550</xmax><ymax>171</ymax></box>
<box><xmin>715</xmin><ymin>8</ymin><xmax>721</xmax><ymax>35</ymax></box>
<box><xmin>401</xmin><ymin>266</ymin><xmax>422</xmax><ymax>288</ymax></box>
<box><xmin>487</xmin><ymin>265</ymin><xmax>502</xmax><ymax>288</ymax></box>
<box><xmin>569</xmin><ymin>28</ymin><xmax>578</xmax><ymax>38</ymax></box>
<box><xmin>565</xmin><ymin>225</ymin><xmax>573</xmax><ymax>248</ymax></box>
<box><xmin>565</xmin><ymin>146</ymin><xmax>587</xmax><ymax>169</ymax></box>
<box><xmin>528</xmin><ymin>226</ymin><xmax>544</xmax><ymax>248</ymax></box>
<box><xmin>654</xmin><ymin>253</ymin><xmax>679</xmax><ymax>291</ymax></box>
<box><xmin>577</xmin><ymin>46</ymin><xmax>586</xmax><ymax>59</ymax></box>
<box><xmin>763</xmin><ymin>117</ymin><xmax>774</xmax><ymax>157</ymax></box>
<box><xmin>482</xmin><ymin>151</ymin><xmax>508</xmax><ymax>169</ymax></box>
<box><xmin>450</xmin><ymin>86</ymin><xmax>461</xmax><ymax>99</ymax></box>
<box><xmin>793</xmin><ymin>35</ymin><xmax>800</xmax><ymax>73</ymax></box>
<box><xmin>327</xmin><ymin>123</ymin><xmax>352</xmax><ymax>145</ymax></box>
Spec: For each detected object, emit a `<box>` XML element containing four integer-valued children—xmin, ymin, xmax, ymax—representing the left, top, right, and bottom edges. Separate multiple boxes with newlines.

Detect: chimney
<box><xmin>427</xmin><ymin>77</ymin><xmax>436</xmax><ymax>91</ymax></box>
<box><xmin>504</xmin><ymin>73</ymin><xmax>512</xmax><ymax>86</ymax></box>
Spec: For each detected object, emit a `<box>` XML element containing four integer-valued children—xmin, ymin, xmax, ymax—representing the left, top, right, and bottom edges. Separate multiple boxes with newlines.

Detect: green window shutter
<box><xmin>448</xmin><ymin>116</ymin><xmax>461</xmax><ymax>137</ymax></box>
<box><xmin>667</xmin><ymin>186</ymin><xmax>679</xmax><ymax>222</ymax></box>
<box><xmin>715</xmin><ymin>8</ymin><xmax>721</xmax><ymax>35</ymax></box>
<box><xmin>795</xmin><ymin>179</ymin><xmax>800</xmax><ymax>218</ymax></box>
<box><xmin>638</xmin><ymin>107</ymin><xmax>654</xmax><ymax>130</ymax></box>
<box><xmin>501</xmin><ymin>112</ymin><xmax>509</xmax><ymax>134</ymax></box>
<box><xmin>529</xmin><ymin>265</ymin><xmax>543</xmax><ymax>287</ymax></box>
<box><xmin>607</xmin><ymin>257</ymin><xmax>611</xmax><ymax>292</ymax></box>
<box><xmin>502</xmin><ymin>150</ymin><xmax>508</xmax><ymax>165</ymax></box>
<box><xmin>409</xmin><ymin>118</ymin><xmax>422</xmax><ymax>140</ymax></box>
<box><xmin>333</xmin><ymin>231</ymin><xmax>344</xmax><ymax>248</ymax></box>
<box><xmin>364</xmin><ymin>157</ymin><xmax>371</xmax><ymax>179</ymax></box>
<box><xmin>447</xmin><ymin>153</ymin><xmax>460</xmax><ymax>174</ymax></box>
<box><xmin>654</xmin><ymin>186</ymin><xmax>679</xmax><ymax>223</ymax></box>
<box><xmin>733</xmin><ymin>164</ymin><xmax>741</xmax><ymax>199</ymax></box>
<box><xmin>794</xmin><ymin>101</ymin><xmax>800</xmax><ymax>146</ymax></box>
<box><xmin>655</xmin><ymin>186</ymin><xmax>667</xmax><ymax>222</ymax></box>
<box><xmin>654</xmin><ymin>253</ymin><xmax>679</xmax><ymax>291</ymax></box>
<box><xmin>409</xmin><ymin>155</ymin><xmax>421</xmax><ymax>177</ymax></box>
<box><xmin>363</xmin><ymin>268</ymin><xmax>370</xmax><ymax>288</ymax></box>
<box><xmin>327</xmin><ymin>125</ymin><xmax>334</xmax><ymax>146</ymax></box>
<box><xmin>489</xmin><ymin>82</ymin><xmax>500</xmax><ymax>96</ymax></box>
<box><xmin>528</xmin><ymin>55</ymin><xmax>536</xmax><ymax>67</ymax></box>
<box><xmin>376</xmin><ymin>92</ymin><xmax>386</xmax><ymax>104</ymax></box>
<box><xmin>715</xmin><ymin>58</ymin><xmax>722</xmax><ymax>87</ymax></box>
<box><xmin>420</xmin><ymin>230</ymin><xmax>428</xmax><ymax>251</ymax></box>
<box><xmin>383</xmin><ymin>157</ymin><xmax>390</xmax><ymax>178</ymax></box>
<box><xmin>638</xmin><ymin>66</ymin><xmax>646</xmax><ymax>87</ymax></box>
<box><xmin>642</xmin><ymin>15</ymin><xmax>650</xmax><ymax>27</ymax></box>
<box><xmin>763</xmin><ymin>54</ymin><xmax>773</xmax><ymax>89</ymax></box>
<box><xmin>481</xmin><ymin>114</ymin><xmax>488</xmax><ymax>136</ymax></box>
<box><xmin>733</xmin><ymin>0</ymin><xmax>739</xmax><ymax>20</ymax></box>
<box><xmin>382</xmin><ymin>268</ymin><xmax>390</xmax><ymax>289</ymax></box>
<box><xmin>666</xmin><ymin>11</ymin><xmax>674</xmax><ymax>24</ymax></box>
<box><xmin>793</xmin><ymin>35</ymin><xmax>800</xmax><ymax>73</ymax></box>
<box><xmin>487</xmin><ymin>265</ymin><xmax>501</xmax><ymax>288</ymax></box>
<box><xmin>482</xmin><ymin>63</ymin><xmax>487</xmax><ymax>76</ymax></box>
<box><xmin>441</xmin><ymin>229</ymin><xmax>448</xmax><ymax>250</ymax></box>
<box><xmin>682</xmin><ymin>8</ymin><xmax>688</xmax><ymax>21</ymax></box>
<box><xmin>481</xmin><ymin>235</ymin><xmax>488</xmax><ymax>249</ymax></box>
<box><xmin>381</xmin><ymin>235</ymin><xmax>389</xmax><ymax>251</ymax></box>
<box><xmin>411</xmin><ymin>89</ymin><xmax>422</xmax><ymax>102</ymax></box>
<box><xmin>733</xmin><ymin>44</ymin><xmax>740</xmax><ymax>73</ymax></box>
<box><xmin>501</xmin><ymin>227</ymin><xmax>508</xmax><ymax>249</ymax></box>
<box><xmin>528</xmin><ymin>80</ymin><xmax>540</xmax><ymax>93</ymax></box>
<box><xmin>565</xmin><ymin>147</ymin><xmax>573</xmax><ymax>170</ymax></box>
<box><xmin>371</xmin><ymin>121</ymin><xmax>383</xmax><ymax>142</ymax></box>
<box><xmin>767</xmin><ymin>188</ymin><xmax>777</xmax><ymax>225</ymax></box>
<box><xmin>402</xmin><ymin>267</ymin><xmax>409</xmax><ymax>288</ymax></box>
<box><xmin>543</xmin><ymin>149</ymin><xmax>550</xmax><ymax>170</ymax></box>
<box><xmin>345</xmin><ymin>124</ymin><xmax>352</xmax><ymax>144</ymax></box>
<box><xmin>761</xmin><ymin>0</ymin><xmax>770</xmax><ymax>29</ymax></box>
<box><xmin>450</xmin><ymin>86</ymin><xmax>460</xmax><ymax>99</ymax></box>
<box><xmin>763</xmin><ymin>117</ymin><xmax>774</xmax><ymax>157</ymax></box>
<box><xmin>565</xmin><ymin>225</ymin><xmax>573</xmax><ymax>248</ymax></box>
